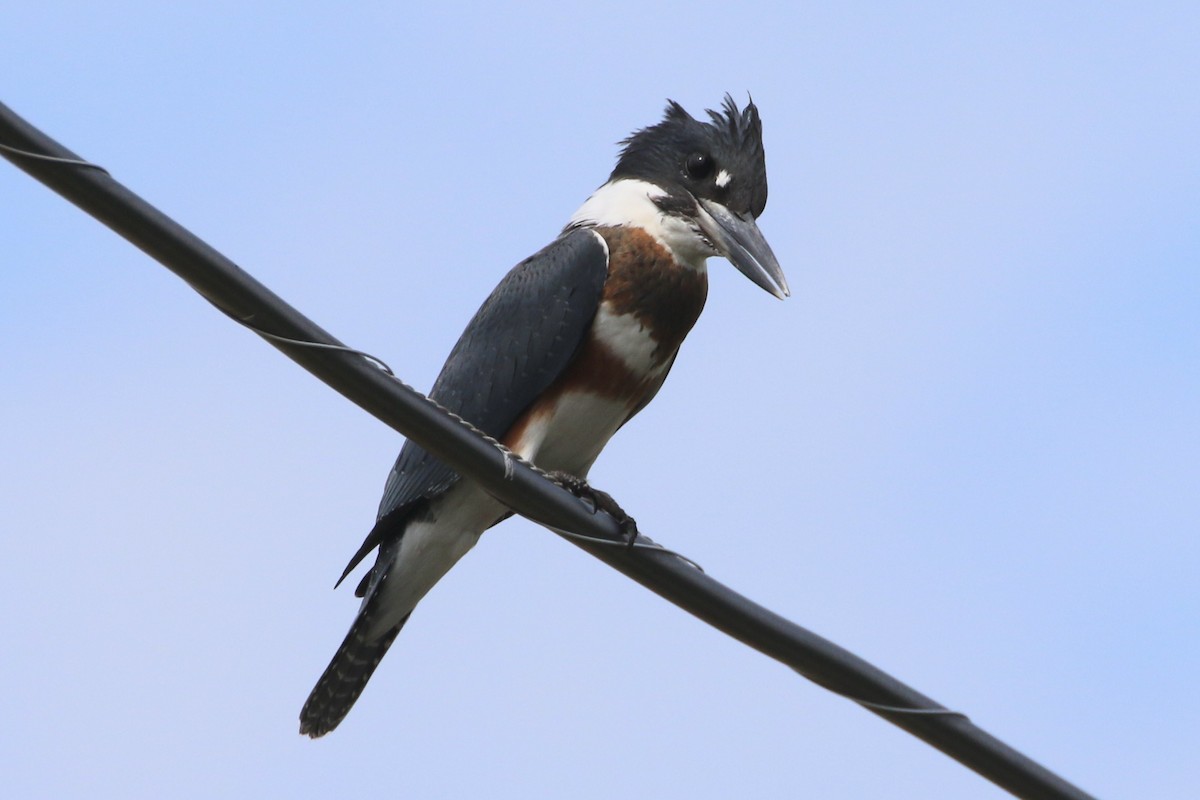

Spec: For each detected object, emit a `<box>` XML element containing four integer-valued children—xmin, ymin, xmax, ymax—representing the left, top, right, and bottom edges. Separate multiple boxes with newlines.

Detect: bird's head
<box><xmin>599</xmin><ymin>95</ymin><xmax>788</xmax><ymax>299</ymax></box>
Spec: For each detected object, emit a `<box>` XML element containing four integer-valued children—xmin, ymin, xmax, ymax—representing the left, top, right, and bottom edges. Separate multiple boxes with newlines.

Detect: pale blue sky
<box><xmin>2</xmin><ymin>3</ymin><xmax>1197</xmax><ymax>798</ymax></box>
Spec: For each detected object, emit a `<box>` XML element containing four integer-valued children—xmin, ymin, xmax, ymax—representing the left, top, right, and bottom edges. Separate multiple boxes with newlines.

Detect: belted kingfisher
<box><xmin>299</xmin><ymin>95</ymin><xmax>788</xmax><ymax>737</ymax></box>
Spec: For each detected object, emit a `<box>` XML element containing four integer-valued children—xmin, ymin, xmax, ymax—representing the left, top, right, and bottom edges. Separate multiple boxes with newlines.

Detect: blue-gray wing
<box><xmin>337</xmin><ymin>228</ymin><xmax>608</xmax><ymax>583</ymax></box>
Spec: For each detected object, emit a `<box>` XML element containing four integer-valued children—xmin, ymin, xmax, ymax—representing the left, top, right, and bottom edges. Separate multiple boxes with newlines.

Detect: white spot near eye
<box><xmin>715</xmin><ymin>169</ymin><xmax>732</xmax><ymax>188</ymax></box>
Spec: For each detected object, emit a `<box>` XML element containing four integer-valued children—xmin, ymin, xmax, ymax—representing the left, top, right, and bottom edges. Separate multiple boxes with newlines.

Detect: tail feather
<box><xmin>299</xmin><ymin>611</ymin><xmax>411</xmax><ymax>738</ymax></box>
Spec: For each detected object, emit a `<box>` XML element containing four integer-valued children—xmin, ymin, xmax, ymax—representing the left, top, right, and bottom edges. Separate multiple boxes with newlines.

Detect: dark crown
<box><xmin>610</xmin><ymin>95</ymin><xmax>768</xmax><ymax>217</ymax></box>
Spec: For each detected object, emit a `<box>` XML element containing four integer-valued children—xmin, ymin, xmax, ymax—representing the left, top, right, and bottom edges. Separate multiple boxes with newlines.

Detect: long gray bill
<box><xmin>697</xmin><ymin>198</ymin><xmax>790</xmax><ymax>299</ymax></box>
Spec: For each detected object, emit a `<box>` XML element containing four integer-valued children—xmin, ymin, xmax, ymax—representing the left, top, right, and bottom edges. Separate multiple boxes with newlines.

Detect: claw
<box><xmin>547</xmin><ymin>470</ymin><xmax>639</xmax><ymax>546</ymax></box>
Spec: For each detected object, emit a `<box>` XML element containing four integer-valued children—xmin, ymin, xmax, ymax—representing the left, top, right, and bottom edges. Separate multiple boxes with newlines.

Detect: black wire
<box><xmin>0</xmin><ymin>140</ymin><xmax>111</xmax><ymax>173</ymax></box>
<box><xmin>0</xmin><ymin>100</ymin><xmax>1097</xmax><ymax>800</ymax></box>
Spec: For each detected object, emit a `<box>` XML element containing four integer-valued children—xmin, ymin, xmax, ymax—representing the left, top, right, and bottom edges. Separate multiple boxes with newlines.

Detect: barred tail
<box><xmin>299</xmin><ymin>611</ymin><xmax>410</xmax><ymax>738</ymax></box>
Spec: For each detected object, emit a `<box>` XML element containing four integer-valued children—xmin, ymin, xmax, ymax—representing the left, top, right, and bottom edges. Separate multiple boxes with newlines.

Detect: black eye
<box><xmin>685</xmin><ymin>152</ymin><xmax>714</xmax><ymax>180</ymax></box>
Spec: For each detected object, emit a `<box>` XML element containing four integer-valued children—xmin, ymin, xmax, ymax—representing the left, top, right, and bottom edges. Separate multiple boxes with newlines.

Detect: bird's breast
<box><xmin>501</xmin><ymin>224</ymin><xmax>708</xmax><ymax>476</ymax></box>
<box><xmin>502</xmin><ymin>315</ymin><xmax>661</xmax><ymax>476</ymax></box>
<box><xmin>594</xmin><ymin>224</ymin><xmax>709</xmax><ymax>362</ymax></box>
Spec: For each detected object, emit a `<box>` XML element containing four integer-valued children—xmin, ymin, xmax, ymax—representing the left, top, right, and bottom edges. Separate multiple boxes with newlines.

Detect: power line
<box><xmin>1</xmin><ymin>102</ymin><xmax>1095</xmax><ymax>800</ymax></box>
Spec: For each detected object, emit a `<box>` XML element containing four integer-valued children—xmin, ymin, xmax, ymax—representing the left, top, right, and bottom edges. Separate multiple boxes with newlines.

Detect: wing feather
<box><xmin>338</xmin><ymin>228</ymin><xmax>608</xmax><ymax>581</ymax></box>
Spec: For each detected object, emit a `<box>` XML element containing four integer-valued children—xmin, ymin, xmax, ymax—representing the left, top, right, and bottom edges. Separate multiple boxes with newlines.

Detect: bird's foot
<box><xmin>547</xmin><ymin>471</ymin><xmax>640</xmax><ymax>547</ymax></box>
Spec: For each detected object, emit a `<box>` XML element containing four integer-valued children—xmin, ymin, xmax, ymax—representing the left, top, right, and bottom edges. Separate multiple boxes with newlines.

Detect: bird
<box><xmin>299</xmin><ymin>95</ymin><xmax>789</xmax><ymax>737</ymax></box>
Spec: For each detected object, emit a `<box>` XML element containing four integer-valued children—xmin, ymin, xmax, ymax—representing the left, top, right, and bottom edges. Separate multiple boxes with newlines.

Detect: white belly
<box><xmin>512</xmin><ymin>390</ymin><xmax>632</xmax><ymax>478</ymax></box>
<box><xmin>365</xmin><ymin>389</ymin><xmax>635</xmax><ymax>638</ymax></box>
<box><xmin>364</xmin><ymin>479</ymin><xmax>503</xmax><ymax>637</ymax></box>
<box><xmin>365</xmin><ymin>303</ymin><xmax>670</xmax><ymax>636</ymax></box>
